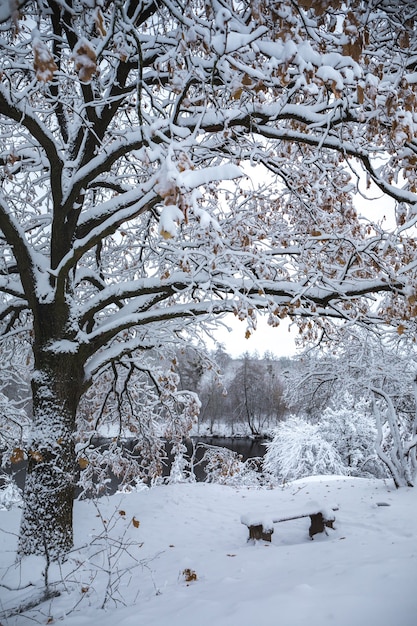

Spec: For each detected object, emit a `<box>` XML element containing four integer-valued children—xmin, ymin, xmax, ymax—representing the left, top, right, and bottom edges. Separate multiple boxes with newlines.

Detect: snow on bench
<box><xmin>241</xmin><ymin>501</ymin><xmax>336</xmax><ymax>542</ymax></box>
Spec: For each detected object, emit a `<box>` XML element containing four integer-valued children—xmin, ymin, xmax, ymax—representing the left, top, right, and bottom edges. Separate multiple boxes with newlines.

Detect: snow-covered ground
<box><xmin>1</xmin><ymin>476</ymin><xmax>416</xmax><ymax>625</ymax></box>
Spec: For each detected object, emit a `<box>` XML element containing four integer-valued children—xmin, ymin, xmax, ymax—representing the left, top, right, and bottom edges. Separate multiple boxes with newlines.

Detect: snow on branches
<box><xmin>32</xmin><ymin>31</ymin><xmax>57</xmax><ymax>83</ymax></box>
<box><xmin>264</xmin><ymin>416</ymin><xmax>347</xmax><ymax>482</ymax></box>
<box><xmin>72</xmin><ymin>38</ymin><xmax>97</xmax><ymax>83</ymax></box>
<box><xmin>2</xmin><ymin>0</ymin><xmax>417</xmax><ymax>557</ymax></box>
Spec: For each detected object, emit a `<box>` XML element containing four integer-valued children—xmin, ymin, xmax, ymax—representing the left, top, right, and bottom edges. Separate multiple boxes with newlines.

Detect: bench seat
<box><xmin>241</xmin><ymin>503</ymin><xmax>336</xmax><ymax>542</ymax></box>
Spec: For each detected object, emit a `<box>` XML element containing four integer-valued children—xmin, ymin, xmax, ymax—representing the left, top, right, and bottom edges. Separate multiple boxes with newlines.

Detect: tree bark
<box><xmin>18</xmin><ymin>350</ymin><xmax>83</xmax><ymax>558</ymax></box>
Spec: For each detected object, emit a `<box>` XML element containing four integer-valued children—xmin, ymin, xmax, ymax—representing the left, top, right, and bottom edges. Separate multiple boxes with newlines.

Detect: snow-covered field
<box><xmin>1</xmin><ymin>476</ymin><xmax>416</xmax><ymax>625</ymax></box>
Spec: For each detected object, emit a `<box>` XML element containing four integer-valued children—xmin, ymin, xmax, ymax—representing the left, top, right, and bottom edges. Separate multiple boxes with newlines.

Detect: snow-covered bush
<box><xmin>284</xmin><ymin>330</ymin><xmax>417</xmax><ymax>487</ymax></box>
<box><xmin>202</xmin><ymin>445</ymin><xmax>264</xmax><ymax>486</ymax></box>
<box><xmin>166</xmin><ymin>442</ymin><xmax>196</xmax><ymax>484</ymax></box>
<box><xmin>0</xmin><ymin>391</ymin><xmax>31</xmax><ymax>468</ymax></box>
<box><xmin>0</xmin><ymin>475</ymin><xmax>22</xmax><ymax>510</ymax></box>
<box><xmin>263</xmin><ymin>416</ymin><xmax>347</xmax><ymax>482</ymax></box>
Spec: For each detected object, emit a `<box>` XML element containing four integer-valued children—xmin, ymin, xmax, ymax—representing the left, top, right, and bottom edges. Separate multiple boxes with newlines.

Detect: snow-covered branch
<box><xmin>2</xmin><ymin>0</ymin><xmax>417</xmax><ymax>558</ymax></box>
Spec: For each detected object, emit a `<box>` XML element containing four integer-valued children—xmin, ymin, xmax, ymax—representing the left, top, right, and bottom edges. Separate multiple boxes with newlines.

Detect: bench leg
<box><xmin>309</xmin><ymin>513</ymin><xmax>325</xmax><ymax>538</ymax></box>
<box><xmin>248</xmin><ymin>524</ymin><xmax>273</xmax><ymax>542</ymax></box>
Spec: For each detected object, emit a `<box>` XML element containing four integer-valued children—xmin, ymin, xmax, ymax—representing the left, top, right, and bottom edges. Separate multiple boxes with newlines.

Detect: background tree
<box><xmin>225</xmin><ymin>352</ymin><xmax>286</xmax><ymax>435</ymax></box>
<box><xmin>181</xmin><ymin>349</ymin><xmax>287</xmax><ymax>435</ymax></box>
<box><xmin>2</xmin><ymin>0</ymin><xmax>417</xmax><ymax>559</ymax></box>
<box><xmin>254</xmin><ymin>352</ymin><xmax>287</xmax><ymax>428</ymax></box>
<box><xmin>223</xmin><ymin>352</ymin><xmax>264</xmax><ymax>435</ymax></box>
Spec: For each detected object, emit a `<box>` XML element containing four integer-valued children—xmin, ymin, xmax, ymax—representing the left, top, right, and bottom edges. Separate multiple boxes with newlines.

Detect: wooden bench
<box><xmin>241</xmin><ymin>507</ymin><xmax>336</xmax><ymax>542</ymax></box>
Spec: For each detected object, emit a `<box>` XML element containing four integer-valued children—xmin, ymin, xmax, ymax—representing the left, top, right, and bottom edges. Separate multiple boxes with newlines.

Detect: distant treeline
<box><xmin>176</xmin><ymin>348</ymin><xmax>290</xmax><ymax>435</ymax></box>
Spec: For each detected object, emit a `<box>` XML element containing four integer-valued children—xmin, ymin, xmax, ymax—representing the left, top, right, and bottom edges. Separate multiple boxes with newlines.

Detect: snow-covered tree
<box><xmin>2</xmin><ymin>1</ymin><xmax>417</xmax><ymax>558</ymax></box>
<box><xmin>264</xmin><ymin>416</ymin><xmax>347</xmax><ymax>482</ymax></box>
<box><xmin>320</xmin><ymin>394</ymin><xmax>384</xmax><ymax>478</ymax></box>
<box><xmin>285</xmin><ymin>330</ymin><xmax>417</xmax><ymax>486</ymax></box>
<box><xmin>75</xmin><ymin>354</ymin><xmax>200</xmax><ymax>493</ymax></box>
<box><xmin>264</xmin><ymin>391</ymin><xmax>384</xmax><ymax>482</ymax></box>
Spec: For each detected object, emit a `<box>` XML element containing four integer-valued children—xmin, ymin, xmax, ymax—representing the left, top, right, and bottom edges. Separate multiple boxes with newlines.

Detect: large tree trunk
<box><xmin>18</xmin><ymin>350</ymin><xmax>83</xmax><ymax>558</ymax></box>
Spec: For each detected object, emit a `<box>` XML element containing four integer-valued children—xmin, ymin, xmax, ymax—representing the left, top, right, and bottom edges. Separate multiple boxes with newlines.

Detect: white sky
<box><xmin>211</xmin><ymin>314</ymin><xmax>298</xmax><ymax>358</ymax></box>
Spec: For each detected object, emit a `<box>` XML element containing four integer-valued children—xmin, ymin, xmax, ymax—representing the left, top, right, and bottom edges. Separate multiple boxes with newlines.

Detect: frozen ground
<box><xmin>1</xmin><ymin>476</ymin><xmax>416</xmax><ymax>625</ymax></box>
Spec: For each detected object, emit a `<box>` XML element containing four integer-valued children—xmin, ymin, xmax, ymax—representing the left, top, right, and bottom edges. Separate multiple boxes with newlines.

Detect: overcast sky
<box><xmin>210</xmin><ymin>314</ymin><xmax>298</xmax><ymax>358</ymax></box>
